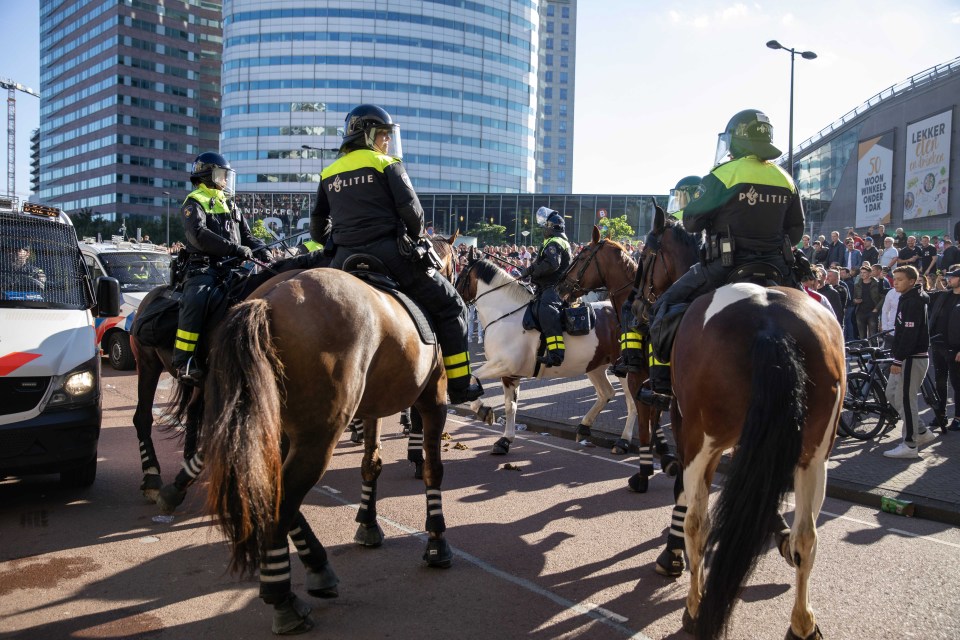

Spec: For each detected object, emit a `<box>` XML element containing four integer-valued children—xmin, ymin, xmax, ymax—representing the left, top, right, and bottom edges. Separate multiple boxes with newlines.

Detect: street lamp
<box><xmin>301</xmin><ymin>144</ymin><xmax>333</xmax><ymax>180</ymax></box>
<box><xmin>162</xmin><ymin>191</ymin><xmax>171</xmax><ymax>247</ymax></box>
<box><xmin>766</xmin><ymin>40</ymin><xmax>817</xmax><ymax>179</ymax></box>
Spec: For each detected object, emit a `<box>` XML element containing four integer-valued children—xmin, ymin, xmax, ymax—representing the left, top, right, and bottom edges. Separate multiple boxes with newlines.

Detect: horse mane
<box><xmin>473</xmin><ymin>259</ymin><xmax>531</xmax><ymax>303</ymax></box>
<box><xmin>664</xmin><ymin>218</ymin><xmax>700</xmax><ymax>253</ymax></box>
<box><xmin>604</xmin><ymin>238</ymin><xmax>638</xmax><ymax>271</ymax></box>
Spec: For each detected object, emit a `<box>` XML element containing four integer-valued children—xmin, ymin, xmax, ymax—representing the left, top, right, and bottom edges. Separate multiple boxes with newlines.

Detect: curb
<box><xmin>449</xmin><ymin>406</ymin><xmax>960</xmax><ymax>528</ymax></box>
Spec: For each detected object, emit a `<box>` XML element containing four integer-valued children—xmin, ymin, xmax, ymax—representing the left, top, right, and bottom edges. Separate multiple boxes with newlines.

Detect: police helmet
<box><xmin>535</xmin><ymin>206</ymin><xmax>565</xmax><ymax>237</ymax></box>
<box><xmin>713</xmin><ymin>109</ymin><xmax>782</xmax><ymax>166</ymax></box>
<box><xmin>341</xmin><ymin>104</ymin><xmax>404</xmax><ymax>159</ymax></box>
<box><xmin>666</xmin><ymin>175</ymin><xmax>701</xmax><ymax>214</ymax></box>
<box><xmin>191</xmin><ymin>152</ymin><xmax>236</xmax><ymax>196</ymax></box>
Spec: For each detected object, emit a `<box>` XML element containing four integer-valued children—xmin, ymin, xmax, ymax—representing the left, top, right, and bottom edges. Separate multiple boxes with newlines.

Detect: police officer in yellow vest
<box><xmin>640</xmin><ymin>109</ymin><xmax>805</xmax><ymax>408</ymax></box>
<box><xmin>523</xmin><ymin>207</ymin><xmax>572</xmax><ymax>367</ymax></box>
<box><xmin>610</xmin><ymin>176</ymin><xmax>701</xmax><ymax>378</ymax></box>
<box><xmin>310</xmin><ymin>104</ymin><xmax>483</xmax><ymax>404</ymax></box>
<box><xmin>173</xmin><ymin>152</ymin><xmax>270</xmax><ymax>384</ymax></box>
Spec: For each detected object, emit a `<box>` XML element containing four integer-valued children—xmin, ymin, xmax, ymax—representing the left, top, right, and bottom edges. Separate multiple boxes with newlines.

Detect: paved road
<box><xmin>2</xmin><ymin>368</ymin><xmax>960</xmax><ymax>639</ymax></box>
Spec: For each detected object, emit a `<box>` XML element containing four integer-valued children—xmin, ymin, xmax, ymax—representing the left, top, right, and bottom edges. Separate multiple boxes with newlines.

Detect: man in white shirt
<box><xmin>879</xmin><ymin>236</ymin><xmax>900</xmax><ymax>268</ymax></box>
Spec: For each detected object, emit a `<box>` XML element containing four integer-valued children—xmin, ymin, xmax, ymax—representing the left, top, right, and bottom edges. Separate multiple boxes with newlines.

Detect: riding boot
<box><xmin>639</xmin><ymin>364</ymin><xmax>673</xmax><ymax>409</ymax></box>
<box><xmin>537</xmin><ymin>335</ymin><xmax>565</xmax><ymax>367</ymax></box>
<box><xmin>609</xmin><ymin>345</ymin><xmax>644</xmax><ymax>377</ymax></box>
<box><xmin>444</xmin><ymin>350</ymin><xmax>484</xmax><ymax>404</ymax></box>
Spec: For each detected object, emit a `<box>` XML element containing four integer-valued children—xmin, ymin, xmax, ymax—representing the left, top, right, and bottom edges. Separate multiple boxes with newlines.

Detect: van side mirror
<box><xmin>95</xmin><ymin>276</ymin><xmax>121</xmax><ymax>317</ymax></box>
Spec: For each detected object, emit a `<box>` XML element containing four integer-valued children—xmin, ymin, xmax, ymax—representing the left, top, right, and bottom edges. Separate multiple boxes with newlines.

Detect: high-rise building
<box><xmin>38</xmin><ymin>0</ymin><xmax>223</xmax><ymax>218</ymax></box>
<box><xmin>30</xmin><ymin>128</ymin><xmax>40</xmax><ymax>196</ymax></box>
<box><xmin>536</xmin><ymin>0</ymin><xmax>576</xmax><ymax>194</ymax></box>
<box><xmin>220</xmin><ymin>0</ymin><xmax>545</xmax><ymax>195</ymax></box>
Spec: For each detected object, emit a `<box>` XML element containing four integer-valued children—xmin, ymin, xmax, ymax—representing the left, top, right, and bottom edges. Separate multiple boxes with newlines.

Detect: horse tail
<box><xmin>696</xmin><ymin>329</ymin><xmax>807</xmax><ymax>640</ymax></box>
<box><xmin>201</xmin><ymin>298</ymin><xmax>284</xmax><ymax>575</ymax></box>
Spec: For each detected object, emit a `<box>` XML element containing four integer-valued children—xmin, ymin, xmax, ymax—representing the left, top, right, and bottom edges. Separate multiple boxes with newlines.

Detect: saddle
<box><xmin>725</xmin><ymin>261</ymin><xmax>787</xmax><ymax>287</ymax></box>
<box><xmin>342</xmin><ymin>253</ymin><xmax>436</xmax><ymax>345</ymax></box>
<box><xmin>521</xmin><ymin>299</ymin><xmax>597</xmax><ymax>336</ymax></box>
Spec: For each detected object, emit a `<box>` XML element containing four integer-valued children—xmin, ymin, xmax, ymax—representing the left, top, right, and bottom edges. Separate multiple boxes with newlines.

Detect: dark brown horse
<box><xmin>640</xmin><ymin>208</ymin><xmax>844</xmax><ymax>640</ymax></box>
<box><xmin>558</xmin><ymin>225</ymin><xmax>676</xmax><ymax>491</ymax></box>
<box><xmin>200</xmin><ymin>267</ymin><xmax>452</xmax><ymax>634</ymax></box>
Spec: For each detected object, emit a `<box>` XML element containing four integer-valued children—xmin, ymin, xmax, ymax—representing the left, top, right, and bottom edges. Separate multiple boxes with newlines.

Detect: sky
<box><xmin>1</xmin><ymin>1</ymin><xmax>958</xmax><ymax>200</ymax></box>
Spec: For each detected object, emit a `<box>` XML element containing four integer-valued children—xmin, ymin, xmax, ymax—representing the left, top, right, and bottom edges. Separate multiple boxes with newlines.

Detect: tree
<box><xmin>597</xmin><ymin>215</ymin><xmax>635</xmax><ymax>242</ymax></box>
<box><xmin>250</xmin><ymin>219</ymin><xmax>274</xmax><ymax>241</ymax></box>
<box><xmin>470</xmin><ymin>221</ymin><xmax>507</xmax><ymax>247</ymax></box>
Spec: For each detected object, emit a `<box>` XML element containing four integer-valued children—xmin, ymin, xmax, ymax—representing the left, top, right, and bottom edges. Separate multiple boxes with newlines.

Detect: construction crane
<box><xmin>0</xmin><ymin>77</ymin><xmax>40</xmax><ymax>197</ymax></box>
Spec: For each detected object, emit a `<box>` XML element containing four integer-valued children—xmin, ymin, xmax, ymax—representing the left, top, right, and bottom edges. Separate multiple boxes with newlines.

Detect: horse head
<box><xmin>635</xmin><ymin>204</ymin><xmax>700</xmax><ymax>321</ymax></box>
<box><xmin>559</xmin><ymin>225</ymin><xmax>637</xmax><ymax>305</ymax></box>
<box><xmin>454</xmin><ymin>245</ymin><xmax>482</xmax><ymax>302</ymax></box>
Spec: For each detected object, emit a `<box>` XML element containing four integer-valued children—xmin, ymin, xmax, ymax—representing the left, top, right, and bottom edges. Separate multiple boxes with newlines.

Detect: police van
<box><xmin>79</xmin><ymin>238</ymin><xmax>170</xmax><ymax>369</ymax></box>
<box><xmin>0</xmin><ymin>202</ymin><xmax>119</xmax><ymax>487</ymax></box>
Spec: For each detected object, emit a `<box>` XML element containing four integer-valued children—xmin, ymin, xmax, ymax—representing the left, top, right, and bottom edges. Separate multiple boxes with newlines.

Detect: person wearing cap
<box><xmin>926</xmin><ymin>266</ymin><xmax>960</xmax><ymax>431</ymax></box>
<box><xmin>861</xmin><ymin>235</ymin><xmax>879</xmax><ymax>266</ymax></box>
<box><xmin>883</xmin><ymin>266</ymin><xmax>937</xmax><ymax>459</ymax></box>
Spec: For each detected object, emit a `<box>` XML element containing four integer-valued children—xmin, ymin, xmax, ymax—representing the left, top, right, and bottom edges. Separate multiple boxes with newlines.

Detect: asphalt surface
<box><xmin>463</xmin><ymin>337</ymin><xmax>960</xmax><ymax>526</ymax></box>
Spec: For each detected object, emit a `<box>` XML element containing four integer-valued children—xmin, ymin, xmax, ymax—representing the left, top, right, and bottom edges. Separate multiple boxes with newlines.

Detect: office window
<box><xmin>561</xmin><ymin>23</ymin><xmax>569</xmax><ymax>35</ymax></box>
<box><xmin>546</xmin><ymin>21</ymin><xmax>554</xmax><ymax>33</ymax></box>
<box><xmin>562</xmin><ymin>6</ymin><xmax>570</xmax><ymax>18</ymax></box>
<box><xmin>546</xmin><ymin>37</ymin><xmax>554</xmax><ymax>49</ymax></box>
<box><xmin>544</xmin><ymin>119</ymin><xmax>552</xmax><ymax>131</ymax></box>
<box><xmin>560</xmin><ymin>55</ymin><xmax>568</xmax><ymax>68</ymax></box>
<box><xmin>545</xmin><ymin>54</ymin><xmax>553</xmax><ymax>66</ymax></box>
<box><xmin>544</xmin><ymin>136</ymin><xmax>552</xmax><ymax>148</ymax></box>
<box><xmin>543</xmin><ymin>104</ymin><xmax>553</xmax><ymax>115</ymax></box>
<box><xmin>546</xmin><ymin>5</ymin><xmax>555</xmax><ymax>16</ymax></box>
<box><xmin>561</xmin><ymin>39</ymin><xmax>569</xmax><ymax>51</ymax></box>
<box><xmin>560</xmin><ymin>72</ymin><xmax>568</xmax><ymax>84</ymax></box>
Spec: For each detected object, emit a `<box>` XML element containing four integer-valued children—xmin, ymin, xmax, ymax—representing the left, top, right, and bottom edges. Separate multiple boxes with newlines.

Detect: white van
<box><xmin>79</xmin><ymin>239</ymin><xmax>170</xmax><ymax>369</ymax></box>
<box><xmin>0</xmin><ymin>203</ymin><xmax>120</xmax><ymax>487</ymax></box>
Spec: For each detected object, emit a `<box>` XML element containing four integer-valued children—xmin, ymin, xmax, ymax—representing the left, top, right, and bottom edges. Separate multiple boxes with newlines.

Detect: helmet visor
<box><xmin>211</xmin><ymin>166</ymin><xmax>236</xmax><ymax>197</ymax></box>
<box><xmin>667</xmin><ymin>188</ymin><xmax>692</xmax><ymax>214</ymax></box>
<box><xmin>535</xmin><ymin>206</ymin><xmax>557</xmax><ymax>228</ymax></box>
<box><xmin>714</xmin><ymin>132</ymin><xmax>733</xmax><ymax>167</ymax></box>
<box><xmin>367</xmin><ymin>124</ymin><xmax>403</xmax><ymax>160</ymax></box>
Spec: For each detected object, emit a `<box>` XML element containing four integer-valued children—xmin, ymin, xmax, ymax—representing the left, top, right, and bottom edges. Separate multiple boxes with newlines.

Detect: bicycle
<box><xmin>838</xmin><ymin>332</ymin><xmax>943</xmax><ymax>440</ymax></box>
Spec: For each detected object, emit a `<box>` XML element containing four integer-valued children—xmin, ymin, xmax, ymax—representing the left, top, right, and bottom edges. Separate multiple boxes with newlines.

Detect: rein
<box><xmin>565</xmin><ymin>239</ymin><xmax>637</xmax><ymax>301</ymax></box>
<box><xmin>456</xmin><ymin>257</ymin><xmax>531</xmax><ymax>331</ymax></box>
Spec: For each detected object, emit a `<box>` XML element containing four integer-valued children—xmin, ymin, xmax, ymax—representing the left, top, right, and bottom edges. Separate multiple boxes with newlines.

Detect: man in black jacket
<box><xmin>822</xmin><ymin>268</ymin><xmax>846</xmax><ymax>326</ymax></box>
<box><xmin>861</xmin><ymin>236</ymin><xmax>880</xmax><ymax>267</ymax></box>
<box><xmin>927</xmin><ymin>267</ymin><xmax>960</xmax><ymax>431</ymax></box>
<box><xmin>883</xmin><ymin>266</ymin><xmax>937</xmax><ymax>459</ymax></box>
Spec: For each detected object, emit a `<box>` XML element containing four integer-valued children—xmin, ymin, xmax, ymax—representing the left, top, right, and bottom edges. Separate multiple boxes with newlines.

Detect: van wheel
<box><xmin>107</xmin><ymin>332</ymin><xmax>136</xmax><ymax>370</ymax></box>
<box><xmin>60</xmin><ymin>455</ymin><xmax>97</xmax><ymax>488</ymax></box>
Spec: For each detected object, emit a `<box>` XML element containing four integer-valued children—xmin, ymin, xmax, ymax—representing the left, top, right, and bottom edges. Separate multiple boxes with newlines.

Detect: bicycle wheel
<box><xmin>920</xmin><ymin>368</ymin><xmax>943</xmax><ymax>419</ymax></box>
<box><xmin>839</xmin><ymin>372</ymin><xmax>894</xmax><ymax>440</ymax></box>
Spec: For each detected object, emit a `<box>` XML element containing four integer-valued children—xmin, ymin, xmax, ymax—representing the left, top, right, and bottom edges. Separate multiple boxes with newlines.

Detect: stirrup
<box><xmin>175</xmin><ymin>358</ymin><xmax>203</xmax><ymax>386</ymax></box>
<box><xmin>448</xmin><ymin>376</ymin><xmax>484</xmax><ymax>404</ymax></box>
<box><xmin>638</xmin><ymin>387</ymin><xmax>672</xmax><ymax>410</ymax></box>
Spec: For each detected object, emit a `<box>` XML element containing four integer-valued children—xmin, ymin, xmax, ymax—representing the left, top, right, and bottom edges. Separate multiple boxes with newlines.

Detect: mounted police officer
<box><xmin>610</xmin><ymin>176</ymin><xmax>700</xmax><ymax>378</ymax></box>
<box><xmin>523</xmin><ymin>207</ymin><xmax>571</xmax><ymax>367</ymax></box>
<box><xmin>310</xmin><ymin>104</ymin><xmax>483</xmax><ymax>404</ymax></box>
<box><xmin>172</xmin><ymin>152</ymin><xmax>270</xmax><ymax>384</ymax></box>
<box><xmin>640</xmin><ymin>109</ymin><xmax>805</xmax><ymax>408</ymax></box>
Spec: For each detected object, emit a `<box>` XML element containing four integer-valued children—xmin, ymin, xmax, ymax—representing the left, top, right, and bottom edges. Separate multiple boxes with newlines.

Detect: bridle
<box><xmin>454</xmin><ymin>257</ymin><xmax>531</xmax><ymax>330</ymax></box>
<box><xmin>635</xmin><ymin>231</ymin><xmax>669</xmax><ymax>324</ymax></box>
<box><xmin>563</xmin><ymin>239</ymin><xmax>635</xmax><ymax>301</ymax></box>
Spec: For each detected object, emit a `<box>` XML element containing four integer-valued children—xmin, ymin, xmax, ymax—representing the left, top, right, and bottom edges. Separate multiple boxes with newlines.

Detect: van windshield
<box><xmin>0</xmin><ymin>213</ymin><xmax>91</xmax><ymax>310</ymax></box>
<box><xmin>98</xmin><ymin>252</ymin><xmax>170</xmax><ymax>292</ymax></box>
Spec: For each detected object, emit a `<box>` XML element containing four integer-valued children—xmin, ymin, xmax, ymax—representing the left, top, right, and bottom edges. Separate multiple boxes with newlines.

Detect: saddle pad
<box><xmin>353</xmin><ymin>274</ymin><xmax>437</xmax><ymax>345</ymax></box>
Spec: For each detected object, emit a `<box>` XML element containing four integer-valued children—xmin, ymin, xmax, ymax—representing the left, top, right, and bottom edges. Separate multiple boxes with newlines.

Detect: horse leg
<box><xmin>575</xmin><ymin>368</ymin><xmax>614</xmax><ymax>446</ymax></box>
<box><xmin>653</xmin><ymin>418</ymin><xmax>679</xmax><ymax>477</ymax></box>
<box><xmin>626</xmin><ymin>372</ymin><xmax>655</xmax><ymax>492</ymax></box>
<box><xmin>157</xmin><ymin>390</ymin><xmax>205</xmax><ymax>514</ymax></box>
<box><xmin>399</xmin><ymin>407</ymin><xmax>412</xmax><ymax>435</ymax></box>
<box><xmin>680</xmin><ymin>449</ymin><xmax>721</xmax><ymax>633</ymax></box>
<box><xmin>355</xmin><ymin>418</ymin><xmax>385</xmax><ymax>547</ymax></box>
<box><xmin>491</xmin><ymin>377</ymin><xmax>520</xmax><ymax>455</ymax></box>
<box><xmin>407</xmin><ymin>407</ymin><xmax>424</xmax><ymax>479</ymax></box>
<box><xmin>290</xmin><ymin>511</ymin><xmax>339</xmax><ymax>598</ymax></box>
<box><xmin>133</xmin><ymin>349</ymin><xmax>164</xmax><ymax>502</ymax></box>
<box><xmin>415</xmin><ymin>383</ymin><xmax>452</xmax><ymax>569</ymax></box>
<box><xmin>654</xmin><ymin>471</ymin><xmax>687</xmax><ymax>576</ymax></box>
<box><xmin>347</xmin><ymin>417</ymin><xmax>364</xmax><ymax>444</ymax></box>
<box><xmin>612</xmin><ymin>381</ymin><xmax>637</xmax><ymax>454</ymax></box>
<box><xmin>784</xmin><ymin>458</ymin><xmax>829</xmax><ymax>640</ymax></box>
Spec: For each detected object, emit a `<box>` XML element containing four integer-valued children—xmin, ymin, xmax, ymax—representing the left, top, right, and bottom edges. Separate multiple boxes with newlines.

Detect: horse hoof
<box><xmin>413</xmin><ymin>461</ymin><xmax>423</xmax><ymax>480</ymax></box>
<box><xmin>305</xmin><ymin>563</ymin><xmax>340</xmax><ymax>599</ymax></box>
<box><xmin>423</xmin><ymin>537</ymin><xmax>453</xmax><ymax>568</ymax></box>
<box><xmin>575</xmin><ymin>424</ymin><xmax>592</xmax><ymax>439</ymax></box>
<box><xmin>156</xmin><ymin>484</ymin><xmax>187</xmax><ymax>515</ymax></box>
<box><xmin>627</xmin><ymin>472</ymin><xmax>649</xmax><ymax>493</ymax></box>
<box><xmin>490</xmin><ymin>436</ymin><xmax>511</xmax><ymax>456</ymax></box>
<box><xmin>785</xmin><ymin>624</ymin><xmax>823</xmax><ymax>640</ymax></box>
<box><xmin>654</xmin><ymin>548</ymin><xmax>684</xmax><ymax>578</ymax></box>
<box><xmin>476</xmin><ymin>405</ymin><xmax>496</xmax><ymax>425</ymax></box>
<box><xmin>349</xmin><ymin>431</ymin><xmax>363</xmax><ymax>444</ymax></box>
<box><xmin>774</xmin><ymin>528</ymin><xmax>797</xmax><ymax>568</ymax></box>
<box><xmin>354</xmin><ymin>522</ymin><xmax>384</xmax><ymax>548</ymax></box>
<box><xmin>661</xmin><ymin>455</ymin><xmax>679</xmax><ymax>477</ymax></box>
<box><xmin>681</xmin><ymin>607</ymin><xmax>696</xmax><ymax>634</ymax></box>
<box><xmin>611</xmin><ymin>438</ymin><xmax>630</xmax><ymax>455</ymax></box>
<box><xmin>140</xmin><ymin>473</ymin><xmax>163</xmax><ymax>503</ymax></box>
<box><xmin>271</xmin><ymin>593</ymin><xmax>314</xmax><ymax>635</ymax></box>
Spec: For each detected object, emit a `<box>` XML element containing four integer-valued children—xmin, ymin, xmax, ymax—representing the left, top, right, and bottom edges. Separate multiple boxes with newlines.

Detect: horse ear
<box><xmin>468</xmin><ymin>246</ymin><xmax>478</xmax><ymax>262</ymax></box>
<box><xmin>653</xmin><ymin>202</ymin><xmax>666</xmax><ymax>234</ymax></box>
<box><xmin>591</xmin><ymin>225</ymin><xmax>601</xmax><ymax>245</ymax></box>
<box><xmin>450</xmin><ymin>228</ymin><xmax>459</xmax><ymax>245</ymax></box>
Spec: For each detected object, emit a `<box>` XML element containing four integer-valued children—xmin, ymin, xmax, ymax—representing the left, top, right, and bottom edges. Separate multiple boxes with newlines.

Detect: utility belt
<box><xmin>703</xmin><ymin>229</ymin><xmax>795</xmax><ymax>268</ymax></box>
<box><xmin>397</xmin><ymin>224</ymin><xmax>442</xmax><ymax>273</ymax></box>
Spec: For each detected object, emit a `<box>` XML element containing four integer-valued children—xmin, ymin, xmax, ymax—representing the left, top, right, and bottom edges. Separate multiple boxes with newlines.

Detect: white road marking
<box><xmin>310</xmin><ymin>485</ymin><xmax>653</xmax><ymax>640</ymax></box>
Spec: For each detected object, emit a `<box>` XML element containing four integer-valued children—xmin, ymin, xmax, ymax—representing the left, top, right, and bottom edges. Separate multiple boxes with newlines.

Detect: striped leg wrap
<box><xmin>259</xmin><ymin>544</ymin><xmax>291</xmax><ymax>603</ymax></box>
<box><xmin>653</xmin><ymin>426</ymin><xmax>670</xmax><ymax>455</ymax></box>
<box><xmin>355</xmin><ymin>481</ymin><xmax>378</xmax><ymax>525</ymax></box>
<box><xmin>425</xmin><ymin>487</ymin><xmax>446</xmax><ymax>534</ymax></box>
<box><xmin>669</xmin><ymin>505</ymin><xmax>687</xmax><ymax>544</ymax></box>
<box><xmin>139</xmin><ymin>440</ymin><xmax>159</xmax><ymax>474</ymax></box>
<box><xmin>407</xmin><ymin>432</ymin><xmax>424</xmax><ymax>463</ymax></box>
<box><xmin>174</xmin><ymin>452</ymin><xmax>203</xmax><ymax>489</ymax></box>
<box><xmin>638</xmin><ymin>448</ymin><xmax>654</xmax><ymax>476</ymax></box>
<box><xmin>289</xmin><ymin>513</ymin><xmax>328</xmax><ymax>570</ymax></box>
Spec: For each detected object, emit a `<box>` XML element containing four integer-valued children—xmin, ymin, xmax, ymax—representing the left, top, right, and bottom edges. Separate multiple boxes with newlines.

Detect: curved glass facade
<box><xmin>221</xmin><ymin>0</ymin><xmax>539</xmax><ymax>194</ymax></box>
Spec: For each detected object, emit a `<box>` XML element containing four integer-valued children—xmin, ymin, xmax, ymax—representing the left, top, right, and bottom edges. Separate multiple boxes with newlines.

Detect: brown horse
<box><xmin>558</xmin><ymin>225</ymin><xmax>676</xmax><ymax>492</ymax></box>
<box><xmin>640</xmin><ymin>208</ymin><xmax>844</xmax><ymax>640</ymax></box>
<box><xmin>200</xmin><ymin>267</ymin><xmax>452</xmax><ymax>634</ymax></box>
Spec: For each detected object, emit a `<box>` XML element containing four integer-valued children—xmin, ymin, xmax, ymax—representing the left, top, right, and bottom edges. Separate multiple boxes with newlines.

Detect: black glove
<box><xmin>519</xmin><ymin>266</ymin><xmax>532</xmax><ymax>278</ymax></box>
<box><xmin>234</xmin><ymin>245</ymin><xmax>254</xmax><ymax>260</ymax></box>
<box><xmin>254</xmin><ymin>248</ymin><xmax>272</xmax><ymax>263</ymax></box>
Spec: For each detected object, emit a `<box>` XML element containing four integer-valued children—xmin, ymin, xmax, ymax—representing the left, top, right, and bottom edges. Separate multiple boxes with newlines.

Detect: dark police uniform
<box><xmin>310</xmin><ymin>148</ymin><xmax>481</xmax><ymax>401</ymax></box>
<box><xmin>172</xmin><ymin>184</ymin><xmax>268</xmax><ymax>376</ymax></box>
<box><xmin>528</xmin><ymin>233</ymin><xmax>571</xmax><ymax>366</ymax></box>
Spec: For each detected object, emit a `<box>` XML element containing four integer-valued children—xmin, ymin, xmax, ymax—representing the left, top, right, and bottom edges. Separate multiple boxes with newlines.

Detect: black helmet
<box><xmin>714</xmin><ymin>109</ymin><xmax>781</xmax><ymax>165</ymax></box>
<box><xmin>666</xmin><ymin>175</ymin><xmax>701</xmax><ymax>214</ymax></box>
<box><xmin>535</xmin><ymin>206</ymin><xmax>564</xmax><ymax>237</ymax></box>
<box><xmin>341</xmin><ymin>104</ymin><xmax>403</xmax><ymax>159</ymax></box>
<box><xmin>191</xmin><ymin>151</ymin><xmax>235</xmax><ymax>195</ymax></box>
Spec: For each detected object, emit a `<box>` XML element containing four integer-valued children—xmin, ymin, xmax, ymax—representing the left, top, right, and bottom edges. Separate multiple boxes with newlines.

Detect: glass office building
<box><xmin>536</xmin><ymin>0</ymin><xmax>576</xmax><ymax>194</ymax></box>
<box><xmin>221</xmin><ymin>0</ymin><xmax>542</xmax><ymax>195</ymax></box>
<box><xmin>38</xmin><ymin>0</ymin><xmax>223</xmax><ymax>218</ymax></box>
<box><xmin>234</xmin><ymin>191</ymin><xmax>664</xmax><ymax>246</ymax></box>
